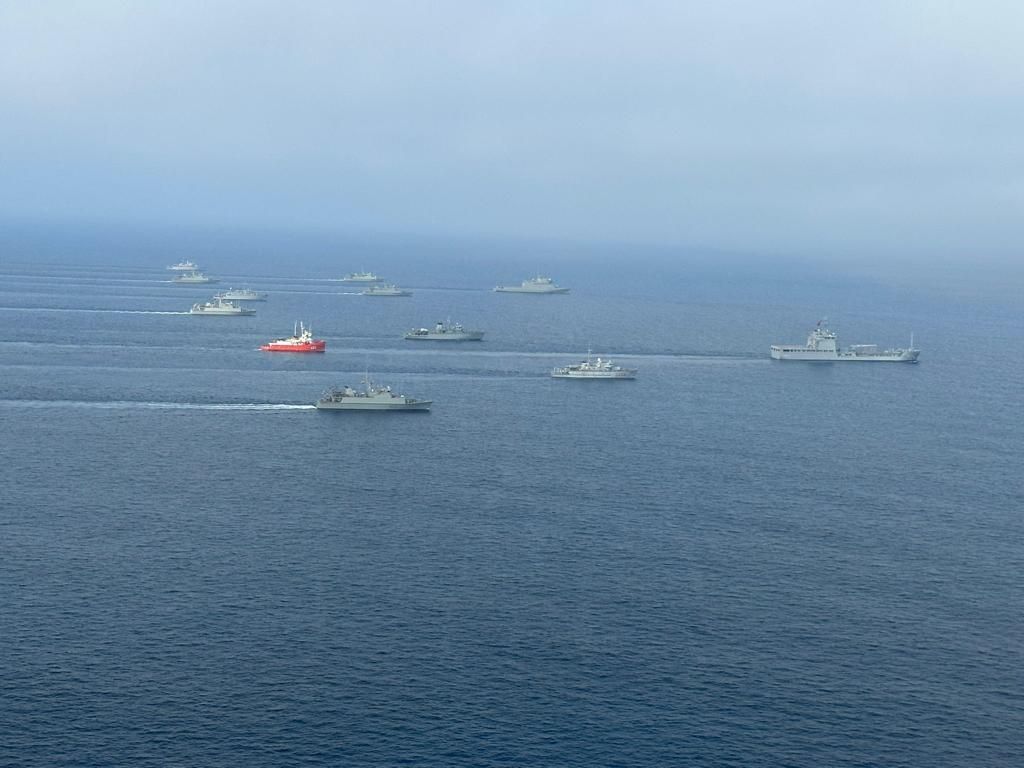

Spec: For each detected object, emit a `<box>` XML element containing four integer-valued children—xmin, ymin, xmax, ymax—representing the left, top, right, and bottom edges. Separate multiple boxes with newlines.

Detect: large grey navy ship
<box><xmin>771</xmin><ymin>321</ymin><xmax>919</xmax><ymax>362</ymax></box>
<box><xmin>494</xmin><ymin>275</ymin><xmax>569</xmax><ymax>294</ymax></box>
<box><xmin>316</xmin><ymin>378</ymin><xmax>431</xmax><ymax>411</ymax></box>
<box><xmin>404</xmin><ymin>320</ymin><xmax>484</xmax><ymax>341</ymax></box>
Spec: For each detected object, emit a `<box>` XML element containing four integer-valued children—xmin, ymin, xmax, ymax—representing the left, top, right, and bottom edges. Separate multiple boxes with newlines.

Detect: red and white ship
<box><xmin>260</xmin><ymin>322</ymin><xmax>326</xmax><ymax>353</ymax></box>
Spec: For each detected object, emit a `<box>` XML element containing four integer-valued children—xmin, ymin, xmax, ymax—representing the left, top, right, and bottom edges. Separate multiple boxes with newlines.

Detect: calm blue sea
<box><xmin>1</xmin><ymin>249</ymin><xmax>1021</xmax><ymax>767</ymax></box>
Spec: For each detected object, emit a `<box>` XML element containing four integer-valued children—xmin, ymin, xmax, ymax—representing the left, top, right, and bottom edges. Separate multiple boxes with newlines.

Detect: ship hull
<box><xmin>551</xmin><ymin>372</ymin><xmax>636</xmax><ymax>379</ymax></box>
<box><xmin>316</xmin><ymin>401</ymin><xmax>431</xmax><ymax>411</ymax></box>
<box><xmin>770</xmin><ymin>348</ymin><xmax>919</xmax><ymax>362</ymax></box>
<box><xmin>190</xmin><ymin>310</ymin><xmax>255</xmax><ymax>316</ymax></box>
<box><xmin>494</xmin><ymin>287</ymin><xmax>570</xmax><ymax>294</ymax></box>
<box><xmin>260</xmin><ymin>343</ymin><xmax>325</xmax><ymax>352</ymax></box>
<box><xmin>221</xmin><ymin>294</ymin><xmax>267</xmax><ymax>301</ymax></box>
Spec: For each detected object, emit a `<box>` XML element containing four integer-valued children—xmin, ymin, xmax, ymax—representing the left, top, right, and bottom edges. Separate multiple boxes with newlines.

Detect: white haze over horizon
<box><xmin>2</xmin><ymin>1</ymin><xmax>1023</xmax><ymax>266</ymax></box>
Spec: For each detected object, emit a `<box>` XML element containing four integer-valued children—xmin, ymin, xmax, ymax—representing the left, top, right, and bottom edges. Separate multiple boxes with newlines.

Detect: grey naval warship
<box><xmin>770</xmin><ymin>321</ymin><xmax>920</xmax><ymax>362</ymax></box>
<box><xmin>494</xmin><ymin>275</ymin><xmax>569</xmax><ymax>294</ymax></box>
<box><xmin>173</xmin><ymin>270</ymin><xmax>218</xmax><ymax>284</ymax></box>
<box><xmin>362</xmin><ymin>283</ymin><xmax>412</xmax><ymax>297</ymax></box>
<box><xmin>341</xmin><ymin>271</ymin><xmax>383</xmax><ymax>283</ymax></box>
<box><xmin>404</xmin><ymin>320</ymin><xmax>484</xmax><ymax>341</ymax></box>
<box><xmin>316</xmin><ymin>378</ymin><xmax>431</xmax><ymax>411</ymax></box>
<box><xmin>189</xmin><ymin>295</ymin><xmax>256</xmax><ymax>316</ymax></box>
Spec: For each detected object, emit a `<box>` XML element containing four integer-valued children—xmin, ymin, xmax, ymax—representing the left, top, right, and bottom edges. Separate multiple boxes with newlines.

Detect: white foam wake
<box><xmin>0</xmin><ymin>400</ymin><xmax>316</xmax><ymax>411</ymax></box>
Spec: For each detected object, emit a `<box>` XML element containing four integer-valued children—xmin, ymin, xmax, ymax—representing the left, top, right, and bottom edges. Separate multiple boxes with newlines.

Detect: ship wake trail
<box><xmin>0</xmin><ymin>400</ymin><xmax>316</xmax><ymax>411</ymax></box>
<box><xmin>0</xmin><ymin>307</ymin><xmax>191</xmax><ymax>315</ymax></box>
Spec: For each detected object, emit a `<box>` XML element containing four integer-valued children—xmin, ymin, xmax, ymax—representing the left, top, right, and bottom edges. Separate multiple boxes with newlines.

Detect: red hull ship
<box><xmin>260</xmin><ymin>322</ymin><xmax>326</xmax><ymax>353</ymax></box>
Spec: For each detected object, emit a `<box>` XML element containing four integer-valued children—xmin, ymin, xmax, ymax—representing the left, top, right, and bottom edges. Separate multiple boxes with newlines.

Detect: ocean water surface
<box><xmin>1</xmin><ymin>253</ymin><xmax>1021</xmax><ymax>766</ymax></box>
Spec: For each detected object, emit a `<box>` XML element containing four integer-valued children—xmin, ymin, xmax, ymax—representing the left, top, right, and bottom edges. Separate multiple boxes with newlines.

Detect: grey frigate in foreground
<box><xmin>316</xmin><ymin>377</ymin><xmax>431</xmax><ymax>411</ymax></box>
<box><xmin>771</xmin><ymin>321</ymin><xmax>920</xmax><ymax>362</ymax></box>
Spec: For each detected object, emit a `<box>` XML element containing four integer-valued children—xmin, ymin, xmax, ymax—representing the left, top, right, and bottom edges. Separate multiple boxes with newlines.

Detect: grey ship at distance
<box><xmin>341</xmin><ymin>271</ymin><xmax>382</xmax><ymax>283</ymax></box>
<box><xmin>173</xmin><ymin>270</ymin><xmax>218</xmax><ymax>284</ymax></box>
<box><xmin>362</xmin><ymin>283</ymin><xmax>412</xmax><ymax>297</ymax></box>
<box><xmin>494</xmin><ymin>275</ymin><xmax>569</xmax><ymax>294</ymax></box>
<box><xmin>219</xmin><ymin>287</ymin><xmax>267</xmax><ymax>301</ymax></box>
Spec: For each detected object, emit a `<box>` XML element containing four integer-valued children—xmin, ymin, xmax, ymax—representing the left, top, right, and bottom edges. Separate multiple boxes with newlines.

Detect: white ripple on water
<box><xmin>0</xmin><ymin>399</ymin><xmax>316</xmax><ymax>411</ymax></box>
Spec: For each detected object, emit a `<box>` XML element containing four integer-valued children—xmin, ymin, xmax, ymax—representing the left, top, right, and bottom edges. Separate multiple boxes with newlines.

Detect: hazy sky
<box><xmin>2</xmin><ymin>1</ymin><xmax>1022</xmax><ymax>258</ymax></box>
